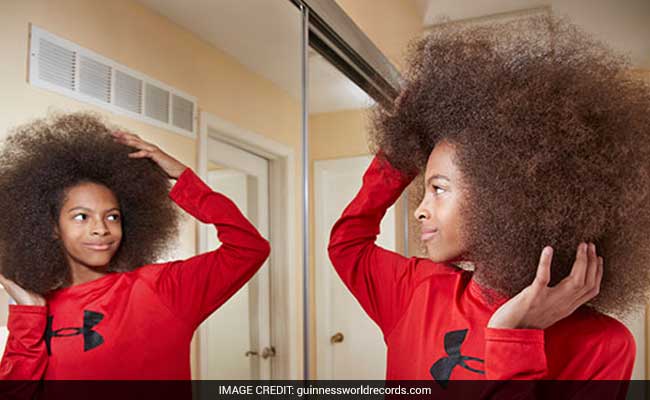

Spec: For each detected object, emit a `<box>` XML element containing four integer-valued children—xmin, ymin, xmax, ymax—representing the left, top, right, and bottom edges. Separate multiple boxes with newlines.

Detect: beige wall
<box><xmin>552</xmin><ymin>0</ymin><xmax>650</xmax><ymax>69</ymax></box>
<box><xmin>334</xmin><ymin>0</ymin><xmax>423</xmax><ymax>71</ymax></box>
<box><xmin>0</xmin><ymin>0</ymin><xmax>302</xmax><ymax>378</ymax></box>
<box><xmin>309</xmin><ymin>109</ymin><xmax>371</xmax><ymax>160</ymax></box>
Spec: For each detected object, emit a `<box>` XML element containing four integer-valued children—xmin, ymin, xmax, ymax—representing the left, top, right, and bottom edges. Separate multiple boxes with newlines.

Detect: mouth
<box><xmin>420</xmin><ymin>228</ymin><xmax>438</xmax><ymax>241</ymax></box>
<box><xmin>83</xmin><ymin>242</ymin><xmax>114</xmax><ymax>251</ymax></box>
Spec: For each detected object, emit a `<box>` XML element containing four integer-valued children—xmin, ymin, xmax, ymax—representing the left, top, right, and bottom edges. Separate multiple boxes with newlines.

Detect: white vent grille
<box><xmin>37</xmin><ymin>38</ymin><xmax>76</xmax><ymax>90</ymax></box>
<box><xmin>114</xmin><ymin>70</ymin><xmax>142</xmax><ymax>114</ymax></box>
<box><xmin>29</xmin><ymin>25</ymin><xmax>196</xmax><ymax>138</ymax></box>
<box><xmin>145</xmin><ymin>83</ymin><xmax>170</xmax><ymax>123</ymax></box>
<box><xmin>172</xmin><ymin>94</ymin><xmax>194</xmax><ymax>132</ymax></box>
<box><xmin>79</xmin><ymin>55</ymin><xmax>111</xmax><ymax>103</ymax></box>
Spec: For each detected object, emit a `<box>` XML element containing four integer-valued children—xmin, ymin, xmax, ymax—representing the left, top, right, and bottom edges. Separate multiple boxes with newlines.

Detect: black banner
<box><xmin>0</xmin><ymin>380</ymin><xmax>646</xmax><ymax>400</ymax></box>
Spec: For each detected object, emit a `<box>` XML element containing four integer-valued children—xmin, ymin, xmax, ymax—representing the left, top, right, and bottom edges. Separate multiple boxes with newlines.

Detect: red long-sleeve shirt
<box><xmin>0</xmin><ymin>168</ymin><xmax>270</xmax><ymax>380</ymax></box>
<box><xmin>328</xmin><ymin>155</ymin><xmax>635</xmax><ymax>384</ymax></box>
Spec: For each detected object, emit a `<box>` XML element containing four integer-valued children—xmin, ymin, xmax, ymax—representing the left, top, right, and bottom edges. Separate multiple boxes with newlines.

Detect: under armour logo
<box><xmin>45</xmin><ymin>310</ymin><xmax>105</xmax><ymax>355</ymax></box>
<box><xmin>430</xmin><ymin>329</ymin><xmax>484</xmax><ymax>387</ymax></box>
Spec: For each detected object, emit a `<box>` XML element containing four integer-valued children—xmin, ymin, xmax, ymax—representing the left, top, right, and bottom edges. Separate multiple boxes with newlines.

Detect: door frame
<box><xmin>205</xmin><ymin>152</ymin><xmax>270</xmax><ymax>380</ymax></box>
<box><xmin>197</xmin><ymin>111</ymin><xmax>300</xmax><ymax>379</ymax></box>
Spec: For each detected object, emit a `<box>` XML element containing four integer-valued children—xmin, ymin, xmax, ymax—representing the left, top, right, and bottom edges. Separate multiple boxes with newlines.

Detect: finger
<box><xmin>597</xmin><ymin>256</ymin><xmax>603</xmax><ymax>282</ymax></box>
<box><xmin>569</xmin><ymin>242</ymin><xmax>588</xmax><ymax>286</ymax></box>
<box><xmin>116</xmin><ymin>136</ymin><xmax>157</xmax><ymax>152</ymax></box>
<box><xmin>128</xmin><ymin>150</ymin><xmax>151</xmax><ymax>159</ymax></box>
<box><xmin>0</xmin><ymin>273</ymin><xmax>16</xmax><ymax>286</ymax></box>
<box><xmin>112</xmin><ymin>131</ymin><xmax>146</xmax><ymax>144</ymax></box>
<box><xmin>121</xmin><ymin>132</ymin><xmax>150</xmax><ymax>146</ymax></box>
<box><xmin>0</xmin><ymin>274</ymin><xmax>20</xmax><ymax>293</ymax></box>
<box><xmin>595</xmin><ymin>256</ymin><xmax>604</xmax><ymax>293</ymax></box>
<box><xmin>112</xmin><ymin>130</ymin><xmax>137</xmax><ymax>139</ymax></box>
<box><xmin>574</xmin><ymin>255</ymin><xmax>603</xmax><ymax>306</ymax></box>
<box><xmin>533</xmin><ymin>246</ymin><xmax>553</xmax><ymax>290</ymax></box>
<box><xmin>111</xmin><ymin>131</ymin><xmax>139</xmax><ymax>142</ymax></box>
<box><xmin>584</xmin><ymin>243</ymin><xmax>598</xmax><ymax>289</ymax></box>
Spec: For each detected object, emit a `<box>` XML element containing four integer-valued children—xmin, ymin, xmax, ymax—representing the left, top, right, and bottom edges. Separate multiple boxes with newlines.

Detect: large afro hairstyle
<box><xmin>370</xmin><ymin>15</ymin><xmax>650</xmax><ymax>316</ymax></box>
<box><xmin>0</xmin><ymin>112</ymin><xmax>181</xmax><ymax>295</ymax></box>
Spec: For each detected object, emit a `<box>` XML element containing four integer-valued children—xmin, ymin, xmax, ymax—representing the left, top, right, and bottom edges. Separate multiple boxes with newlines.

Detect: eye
<box><xmin>107</xmin><ymin>214</ymin><xmax>121</xmax><ymax>222</ymax></box>
<box><xmin>73</xmin><ymin>213</ymin><xmax>87</xmax><ymax>221</ymax></box>
<box><xmin>432</xmin><ymin>185</ymin><xmax>446</xmax><ymax>195</ymax></box>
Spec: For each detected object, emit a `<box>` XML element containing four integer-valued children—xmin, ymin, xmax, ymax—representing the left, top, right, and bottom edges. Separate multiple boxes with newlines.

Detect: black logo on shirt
<box><xmin>430</xmin><ymin>329</ymin><xmax>484</xmax><ymax>387</ymax></box>
<box><xmin>44</xmin><ymin>310</ymin><xmax>105</xmax><ymax>355</ymax></box>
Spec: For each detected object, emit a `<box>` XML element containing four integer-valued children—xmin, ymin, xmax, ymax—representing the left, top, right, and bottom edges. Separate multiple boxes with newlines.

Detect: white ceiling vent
<box><xmin>29</xmin><ymin>25</ymin><xmax>197</xmax><ymax>138</ymax></box>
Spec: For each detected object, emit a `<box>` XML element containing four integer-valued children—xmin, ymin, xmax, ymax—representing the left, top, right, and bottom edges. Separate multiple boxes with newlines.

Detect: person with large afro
<box><xmin>328</xmin><ymin>14</ymin><xmax>650</xmax><ymax>394</ymax></box>
<box><xmin>0</xmin><ymin>112</ymin><xmax>270</xmax><ymax>379</ymax></box>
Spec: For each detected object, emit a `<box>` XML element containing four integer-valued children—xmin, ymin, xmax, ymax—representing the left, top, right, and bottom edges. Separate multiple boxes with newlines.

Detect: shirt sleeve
<box><xmin>484</xmin><ymin>328</ymin><xmax>547</xmax><ymax>380</ymax></box>
<box><xmin>482</xmin><ymin>319</ymin><xmax>635</xmax><ymax>399</ymax></box>
<box><xmin>328</xmin><ymin>155</ymin><xmax>446</xmax><ymax>337</ymax></box>
<box><xmin>0</xmin><ymin>305</ymin><xmax>48</xmax><ymax>380</ymax></box>
<box><xmin>147</xmin><ymin>168</ymin><xmax>270</xmax><ymax>330</ymax></box>
<box><xmin>556</xmin><ymin>319</ymin><xmax>635</xmax><ymax>400</ymax></box>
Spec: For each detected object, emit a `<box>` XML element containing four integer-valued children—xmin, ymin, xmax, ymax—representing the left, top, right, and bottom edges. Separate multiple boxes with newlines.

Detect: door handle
<box><xmin>261</xmin><ymin>346</ymin><xmax>276</xmax><ymax>359</ymax></box>
<box><xmin>330</xmin><ymin>332</ymin><xmax>344</xmax><ymax>344</ymax></box>
<box><xmin>245</xmin><ymin>350</ymin><xmax>258</xmax><ymax>357</ymax></box>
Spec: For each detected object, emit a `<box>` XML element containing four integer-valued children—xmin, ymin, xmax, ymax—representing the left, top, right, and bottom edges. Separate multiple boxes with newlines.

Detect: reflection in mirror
<box><xmin>0</xmin><ymin>0</ymin><xmax>302</xmax><ymax>380</ymax></box>
<box><xmin>309</xmin><ymin>48</ymin><xmax>405</xmax><ymax>380</ymax></box>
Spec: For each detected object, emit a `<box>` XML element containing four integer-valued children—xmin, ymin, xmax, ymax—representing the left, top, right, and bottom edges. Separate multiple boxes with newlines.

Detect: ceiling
<box><xmin>137</xmin><ymin>0</ymin><xmax>371</xmax><ymax>114</ymax></box>
<box><xmin>137</xmin><ymin>0</ymin><xmax>649</xmax><ymax>115</ymax></box>
<box><xmin>414</xmin><ymin>0</ymin><xmax>550</xmax><ymax>26</ymax></box>
<box><xmin>413</xmin><ymin>0</ymin><xmax>650</xmax><ymax>68</ymax></box>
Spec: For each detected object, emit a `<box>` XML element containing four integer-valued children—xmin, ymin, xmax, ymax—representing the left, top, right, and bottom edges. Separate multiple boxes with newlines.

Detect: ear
<box><xmin>52</xmin><ymin>225</ymin><xmax>60</xmax><ymax>240</ymax></box>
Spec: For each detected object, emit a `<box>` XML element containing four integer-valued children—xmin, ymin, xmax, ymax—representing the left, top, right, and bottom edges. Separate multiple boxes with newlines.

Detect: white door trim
<box><xmin>206</xmin><ymin>145</ymin><xmax>270</xmax><ymax>379</ymax></box>
<box><xmin>198</xmin><ymin>111</ymin><xmax>299</xmax><ymax>379</ymax></box>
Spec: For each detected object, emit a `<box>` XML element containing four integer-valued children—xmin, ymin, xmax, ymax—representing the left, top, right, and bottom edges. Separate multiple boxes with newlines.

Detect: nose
<box><xmin>414</xmin><ymin>197</ymin><xmax>430</xmax><ymax>221</ymax></box>
<box><xmin>91</xmin><ymin>218</ymin><xmax>109</xmax><ymax>236</ymax></box>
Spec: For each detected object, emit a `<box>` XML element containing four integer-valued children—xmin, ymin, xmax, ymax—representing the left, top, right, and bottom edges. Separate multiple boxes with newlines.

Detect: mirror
<box><xmin>0</xmin><ymin>0</ymin><xmax>302</xmax><ymax>380</ymax></box>
<box><xmin>308</xmin><ymin>46</ymin><xmax>408</xmax><ymax>379</ymax></box>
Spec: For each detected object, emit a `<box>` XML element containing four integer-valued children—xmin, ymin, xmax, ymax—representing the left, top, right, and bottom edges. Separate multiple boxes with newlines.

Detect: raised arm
<box><xmin>112</xmin><ymin>131</ymin><xmax>270</xmax><ymax>329</ymax></box>
<box><xmin>328</xmin><ymin>155</ymin><xmax>446</xmax><ymax>336</ymax></box>
<box><xmin>142</xmin><ymin>168</ymin><xmax>270</xmax><ymax>329</ymax></box>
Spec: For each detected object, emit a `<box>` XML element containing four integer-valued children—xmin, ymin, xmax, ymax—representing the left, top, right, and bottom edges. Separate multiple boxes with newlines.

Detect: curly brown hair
<box><xmin>0</xmin><ymin>112</ymin><xmax>181</xmax><ymax>295</ymax></box>
<box><xmin>370</xmin><ymin>15</ymin><xmax>650</xmax><ymax>316</ymax></box>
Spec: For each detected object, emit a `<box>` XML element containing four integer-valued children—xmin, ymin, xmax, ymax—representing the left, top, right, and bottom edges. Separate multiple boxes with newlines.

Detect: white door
<box><xmin>198</xmin><ymin>138</ymin><xmax>273</xmax><ymax>380</ymax></box>
<box><xmin>314</xmin><ymin>155</ymin><xmax>396</xmax><ymax>379</ymax></box>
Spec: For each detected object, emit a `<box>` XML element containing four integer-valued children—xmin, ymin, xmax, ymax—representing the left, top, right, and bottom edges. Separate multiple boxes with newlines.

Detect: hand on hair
<box><xmin>487</xmin><ymin>243</ymin><xmax>602</xmax><ymax>330</ymax></box>
<box><xmin>111</xmin><ymin>131</ymin><xmax>188</xmax><ymax>179</ymax></box>
<box><xmin>0</xmin><ymin>274</ymin><xmax>46</xmax><ymax>306</ymax></box>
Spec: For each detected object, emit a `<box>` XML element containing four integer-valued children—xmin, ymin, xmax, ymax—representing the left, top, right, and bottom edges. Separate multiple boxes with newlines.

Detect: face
<box><xmin>56</xmin><ymin>182</ymin><xmax>122</xmax><ymax>273</ymax></box>
<box><xmin>414</xmin><ymin>141</ymin><xmax>468</xmax><ymax>262</ymax></box>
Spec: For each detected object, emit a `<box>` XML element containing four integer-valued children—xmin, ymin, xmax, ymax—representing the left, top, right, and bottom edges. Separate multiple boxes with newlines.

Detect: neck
<box><xmin>68</xmin><ymin>261</ymin><xmax>109</xmax><ymax>286</ymax></box>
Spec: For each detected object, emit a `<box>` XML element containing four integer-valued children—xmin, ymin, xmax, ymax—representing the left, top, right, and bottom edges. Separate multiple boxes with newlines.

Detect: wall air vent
<box><xmin>29</xmin><ymin>25</ymin><xmax>197</xmax><ymax>138</ymax></box>
<box><xmin>79</xmin><ymin>55</ymin><xmax>111</xmax><ymax>103</ymax></box>
<box><xmin>114</xmin><ymin>70</ymin><xmax>143</xmax><ymax>114</ymax></box>
<box><xmin>145</xmin><ymin>83</ymin><xmax>170</xmax><ymax>123</ymax></box>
